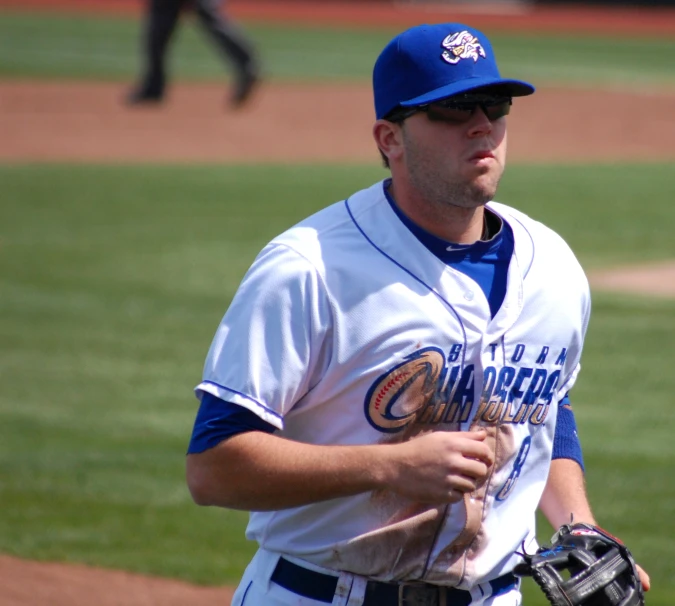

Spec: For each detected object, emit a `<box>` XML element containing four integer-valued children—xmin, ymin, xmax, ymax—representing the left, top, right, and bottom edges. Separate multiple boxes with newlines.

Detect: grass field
<box><xmin>1</xmin><ymin>10</ymin><xmax>675</xmax><ymax>87</ymax></box>
<box><xmin>1</xmin><ymin>5</ymin><xmax>674</xmax><ymax>604</ymax></box>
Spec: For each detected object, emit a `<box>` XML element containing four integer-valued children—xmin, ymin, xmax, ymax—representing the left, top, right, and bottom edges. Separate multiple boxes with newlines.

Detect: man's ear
<box><xmin>373</xmin><ymin>120</ymin><xmax>404</xmax><ymax>165</ymax></box>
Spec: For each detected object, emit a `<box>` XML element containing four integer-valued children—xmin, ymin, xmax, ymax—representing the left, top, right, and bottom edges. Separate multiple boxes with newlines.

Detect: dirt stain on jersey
<box><xmin>434</xmin><ymin>422</ymin><xmax>516</xmax><ymax>583</ymax></box>
<box><xmin>329</xmin><ymin>418</ymin><xmax>517</xmax><ymax>583</ymax></box>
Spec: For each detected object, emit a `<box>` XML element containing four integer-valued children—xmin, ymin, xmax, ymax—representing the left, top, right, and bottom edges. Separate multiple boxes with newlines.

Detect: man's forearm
<box><xmin>540</xmin><ymin>458</ymin><xmax>651</xmax><ymax>591</ymax></box>
<box><xmin>186</xmin><ymin>428</ymin><xmax>494</xmax><ymax>511</ymax></box>
<box><xmin>186</xmin><ymin>431</ymin><xmax>389</xmax><ymax>511</ymax></box>
<box><xmin>539</xmin><ymin>458</ymin><xmax>596</xmax><ymax>529</ymax></box>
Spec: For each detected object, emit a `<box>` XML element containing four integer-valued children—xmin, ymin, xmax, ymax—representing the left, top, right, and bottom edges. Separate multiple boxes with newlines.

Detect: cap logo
<box><xmin>441</xmin><ymin>31</ymin><xmax>486</xmax><ymax>65</ymax></box>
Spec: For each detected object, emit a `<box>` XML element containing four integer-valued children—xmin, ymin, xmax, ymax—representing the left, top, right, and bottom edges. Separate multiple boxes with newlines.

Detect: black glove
<box><xmin>514</xmin><ymin>522</ymin><xmax>644</xmax><ymax>605</ymax></box>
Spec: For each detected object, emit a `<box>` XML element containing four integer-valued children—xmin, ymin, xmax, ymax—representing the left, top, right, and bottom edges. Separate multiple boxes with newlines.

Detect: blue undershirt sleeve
<box><xmin>187</xmin><ymin>392</ymin><xmax>276</xmax><ymax>455</ymax></box>
<box><xmin>552</xmin><ymin>393</ymin><xmax>584</xmax><ymax>471</ymax></box>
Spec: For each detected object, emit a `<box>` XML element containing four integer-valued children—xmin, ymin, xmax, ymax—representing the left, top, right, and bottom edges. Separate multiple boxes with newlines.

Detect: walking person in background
<box><xmin>127</xmin><ymin>0</ymin><xmax>259</xmax><ymax>108</ymax></box>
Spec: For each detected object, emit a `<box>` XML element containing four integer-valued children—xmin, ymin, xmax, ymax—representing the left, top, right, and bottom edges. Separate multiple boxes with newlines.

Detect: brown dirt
<box><xmin>2</xmin><ymin>81</ymin><xmax>674</xmax><ymax>164</ymax></box>
<box><xmin>1</xmin><ymin>1</ymin><xmax>675</xmax><ymax>604</ymax></box>
<box><xmin>0</xmin><ymin>555</ymin><xmax>235</xmax><ymax>606</ymax></box>
<box><xmin>587</xmin><ymin>261</ymin><xmax>675</xmax><ymax>298</ymax></box>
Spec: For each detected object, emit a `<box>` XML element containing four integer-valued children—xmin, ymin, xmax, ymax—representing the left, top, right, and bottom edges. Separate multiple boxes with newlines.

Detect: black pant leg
<box><xmin>139</xmin><ymin>0</ymin><xmax>186</xmax><ymax>93</ymax></box>
<box><xmin>193</xmin><ymin>0</ymin><xmax>257</xmax><ymax>74</ymax></box>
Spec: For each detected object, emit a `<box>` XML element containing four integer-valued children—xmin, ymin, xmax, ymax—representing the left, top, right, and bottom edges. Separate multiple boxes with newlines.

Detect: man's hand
<box><xmin>385</xmin><ymin>429</ymin><xmax>494</xmax><ymax>503</ymax></box>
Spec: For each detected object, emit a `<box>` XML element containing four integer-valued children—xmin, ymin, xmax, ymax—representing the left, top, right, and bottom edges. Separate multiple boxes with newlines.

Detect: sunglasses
<box><xmin>386</xmin><ymin>93</ymin><xmax>512</xmax><ymax>124</ymax></box>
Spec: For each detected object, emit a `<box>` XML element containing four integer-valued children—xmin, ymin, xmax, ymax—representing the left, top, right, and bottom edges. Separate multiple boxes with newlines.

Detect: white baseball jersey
<box><xmin>195</xmin><ymin>179</ymin><xmax>591</xmax><ymax>589</ymax></box>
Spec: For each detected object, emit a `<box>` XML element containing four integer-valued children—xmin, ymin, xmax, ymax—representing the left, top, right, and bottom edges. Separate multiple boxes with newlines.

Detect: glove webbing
<box><xmin>563</xmin><ymin>547</ymin><xmax>628</xmax><ymax>604</ymax></box>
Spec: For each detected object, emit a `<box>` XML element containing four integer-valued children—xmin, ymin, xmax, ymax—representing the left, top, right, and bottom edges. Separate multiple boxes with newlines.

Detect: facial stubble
<box><xmin>403</xmin><ymin>127</ymin><xmax>504</xmax><ymax>213</ymax></box>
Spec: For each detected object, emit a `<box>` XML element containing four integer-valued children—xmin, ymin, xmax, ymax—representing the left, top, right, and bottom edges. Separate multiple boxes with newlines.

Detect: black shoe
<box><xmin>126</xmin><ymin>85</ymin><xmax>164</xmax><ymax>105</ymax></box>
<box><xmin>230</xmin><ymin>68</ymin><xmax>259</xmax><ymax>108</ymax></box>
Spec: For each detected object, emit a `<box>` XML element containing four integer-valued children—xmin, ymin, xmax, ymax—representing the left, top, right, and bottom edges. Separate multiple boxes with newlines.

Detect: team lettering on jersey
<box><xmin>364</xmin><ymin>344</ymin><xmax>567</xmax><ymax>433</ymax></box>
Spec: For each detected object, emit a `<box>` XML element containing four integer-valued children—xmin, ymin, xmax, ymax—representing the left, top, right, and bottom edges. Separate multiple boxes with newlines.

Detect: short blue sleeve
<box><xmin>552</xmin><ymin>393</ymin><xmax>584</xmax><ymax>471</ymax></box>
<box><xmin>187</xmin><ymin>392</ymin><xmax>276</xmax><ymax>455</ymax></box>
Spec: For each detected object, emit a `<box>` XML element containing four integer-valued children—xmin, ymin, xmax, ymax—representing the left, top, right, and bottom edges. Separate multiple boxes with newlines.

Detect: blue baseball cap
<box><xmin>373</xmin><ymin>23</ymin><xmax>535</xmax><ymax>119</ymax></box>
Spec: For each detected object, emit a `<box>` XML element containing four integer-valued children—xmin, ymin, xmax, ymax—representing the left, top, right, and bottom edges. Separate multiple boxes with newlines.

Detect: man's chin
<box><xmin>471</xmin><ymin>174</ymin><xmax>500</xmax><ymax>202</ymax></box>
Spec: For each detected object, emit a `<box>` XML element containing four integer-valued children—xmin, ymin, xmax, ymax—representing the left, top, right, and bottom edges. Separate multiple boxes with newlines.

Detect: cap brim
<box><xmin>400</xmin><ymin>77</ymin><xmax>535</xmax><ymax>107</ymax></box>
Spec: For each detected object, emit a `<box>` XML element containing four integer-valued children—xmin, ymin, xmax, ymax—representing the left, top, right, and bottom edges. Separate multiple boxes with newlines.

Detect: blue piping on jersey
<box><xmin>240</xmin><ymin>581</ymin><xmax>253</xmax><ymax>604</ymax></box>
<box><xmin>343</xmin><ymin>197</ymin><xmax>468</xmax><ymax>378</ymax></box>
<box><xmin>199</xmin><ymin>379</ymin><xmax>284</xmax><ymax>423</ymax></box>
<box><xmin>496</xmin><ymin>212</ymin><xmax>535</xmax><ymax>280</ymax></box>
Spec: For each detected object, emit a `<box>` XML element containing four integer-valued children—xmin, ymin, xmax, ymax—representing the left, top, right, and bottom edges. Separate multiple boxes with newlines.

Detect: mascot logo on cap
<box><xmin>441</xmin><ymin>30</ymin><xmax>486</xmax><ymax>65</ymax></box>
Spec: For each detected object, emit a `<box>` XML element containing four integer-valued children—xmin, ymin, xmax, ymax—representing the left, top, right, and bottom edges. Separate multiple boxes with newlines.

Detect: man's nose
<box><xmin>467</xmin><ymin>106</ymin><xmax>493</xmax><ymax>136</ymax></box>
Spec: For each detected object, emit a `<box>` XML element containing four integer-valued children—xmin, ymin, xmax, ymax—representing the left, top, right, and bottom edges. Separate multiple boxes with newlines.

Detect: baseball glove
<box><xmin>514</xmin><ymin>522</ymin><xmax>644</xmax><ymax>606</ymax></box>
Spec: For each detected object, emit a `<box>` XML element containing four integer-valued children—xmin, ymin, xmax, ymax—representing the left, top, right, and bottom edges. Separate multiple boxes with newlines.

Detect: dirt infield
<box><xmin>2</xmin><ymin>1</ymin><xmax>675</xmax><ymax>605</ymax></box>
<box><xmin>0</xmin><ymin>556</ymin><xmax>236</xmax><ymax>606</ymax></box>
<box><xmin>587</xmin><ymin>261</ymin><xmax>675</xmax><ymax>298</ymax></box>
<box><xmin>1</xmin><ymin>81</ymin><xmax>675</xmax><ymax>164</ymax></box>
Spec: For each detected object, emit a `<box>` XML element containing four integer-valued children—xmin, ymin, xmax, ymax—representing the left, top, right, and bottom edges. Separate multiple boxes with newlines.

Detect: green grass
<box><xmin>0</xmin><ymin>164</ymin><xmax>384</xmax><ymax>584</ymax></box>
<box><xmin>497</xmin><ymin>163</ymin><xmax>675</xmax><ymax>268</ymax></box>
<box><xmin>0</xmin><ymin>10</ymin><xmax>674</xmax><ymax>87</ymax></box>
<box><xmin>1</xmin><ymin>163</ymin><xmax>674</xmax><ymax>604</ymax></box>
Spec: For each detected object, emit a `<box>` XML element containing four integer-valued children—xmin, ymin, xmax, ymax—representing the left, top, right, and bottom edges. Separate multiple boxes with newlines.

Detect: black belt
<box><xmin>271</xmin><ymin>556</ymin><xmax>518</xmax><ymax>605</ymax></box>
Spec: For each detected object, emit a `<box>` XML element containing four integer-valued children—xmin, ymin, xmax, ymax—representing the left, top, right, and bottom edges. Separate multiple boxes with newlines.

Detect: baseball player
<box><xmin>186</xmin><ymin>23</ymin><xmax>650</xmax><ymax>605</ymax></box>
<box><xmin>127</xmin><ymin>0</ymin><xmax>259</xmax><ymax>107</ymax></box>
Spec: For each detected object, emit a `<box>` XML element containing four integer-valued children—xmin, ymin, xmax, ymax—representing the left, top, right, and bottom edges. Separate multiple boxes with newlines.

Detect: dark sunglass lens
<box><xmin>422</xmin><ymin>96</ymin><xmax>512</xmax><ymax>124</ymax></box>
<box><xmin>484</xmin><ymin>100</ymin><xmax>512</xmax><ymax>120</ymax></box>
<box><xmin>426</xmin><ymin>106</ymin><xmax>473</xmax><ymax>123</ymax></box>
